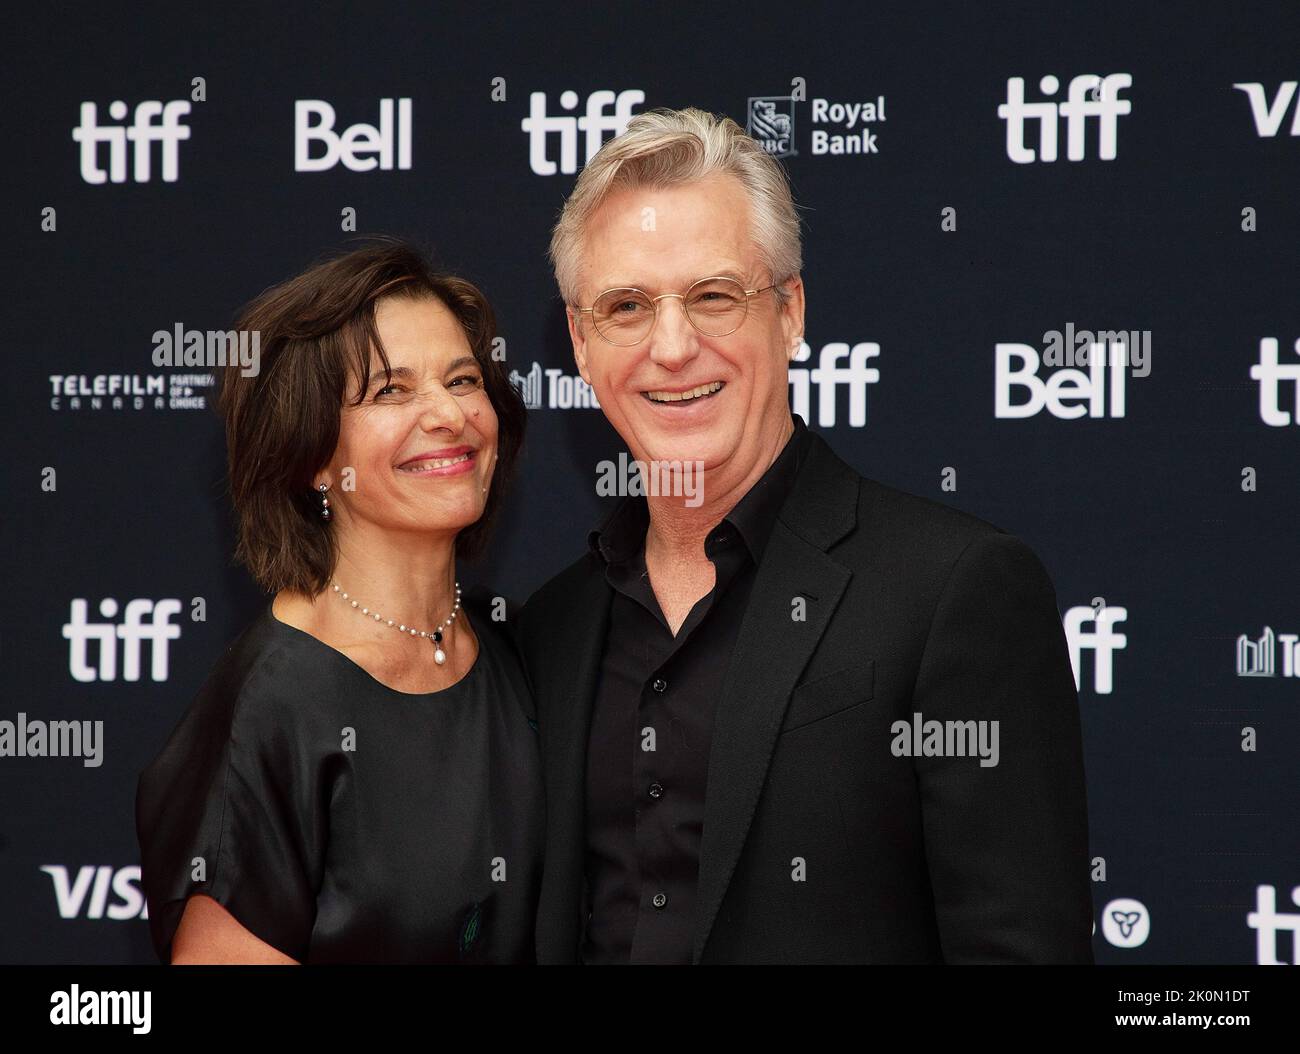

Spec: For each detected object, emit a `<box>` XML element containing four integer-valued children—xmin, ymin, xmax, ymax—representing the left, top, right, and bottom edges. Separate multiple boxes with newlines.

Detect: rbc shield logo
<box><xmin>747</xmin><ymin>97</ymin><xmax>796</xmax><ymax>158</ymax></box>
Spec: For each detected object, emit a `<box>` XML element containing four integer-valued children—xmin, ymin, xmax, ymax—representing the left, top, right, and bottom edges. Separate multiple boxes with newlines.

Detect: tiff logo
<box><xmin>62</xmin><ymin>599</ymin><xmax>182</xmax><ymax>682</ymax></box>
<box><xmin>1064</xmin><ymin>604</ymin><xmax>1128</xmax><ymax>694</ymax></box>
<box><xmin>1237</xmin><ymin>626</ymin><xmax>1300</xmax><ymax>678</ymax></box>
<box><xmin>1247</xmin><ymin>884</ymin><xmax>1300</xmax><ymax>965</ymax></box>
<box><xmin>1250</xmin><ymin>338</ymin><xmax>1300</xmax><ymax>426</ymax></box>
<box><xmin>72</xmin><ymin>100</ymin><xmax>192</xmax><ymax>184</ymax></box>
<box><xmin>1233</xmin><ymin>81</ymin><xmax>1300</xmax><ymax>137</ymax></box>
<box><xmin>998</xmin><ymin>74</ymin><xmax>1131</xmax><ymax>163</ymax></box>
<box><xmin>521</xmin><ymin>89</ymin><xmax>644</xmax><ymax>175</ymax></box>
<box><xmin>789</xmin><ymin>340</ymin><xmax>880</xmax><ymax>428</ymax></box>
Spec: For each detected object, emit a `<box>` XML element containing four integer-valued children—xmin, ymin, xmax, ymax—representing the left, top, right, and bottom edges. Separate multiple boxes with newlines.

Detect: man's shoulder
<box><xmin>842</xmin><ymin>470</ymin><xmax>1057</xmax><ymax>597</ymax></box>
<box><xmin>803</xmin><ymin>429</ymin><xmax>1008</xmax><ymax>557</ymax></box>
<box><xmin>857</xmin><ymin>474</ymin><xmax>1006</xmax><ymax>548</ymax></box>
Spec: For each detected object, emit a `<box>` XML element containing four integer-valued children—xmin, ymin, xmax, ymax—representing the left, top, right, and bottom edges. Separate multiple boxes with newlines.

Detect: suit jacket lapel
<box><xmin>693</xmin><ymin>431</ymin><xmax>860</xmax><ymax>962</ymax></box>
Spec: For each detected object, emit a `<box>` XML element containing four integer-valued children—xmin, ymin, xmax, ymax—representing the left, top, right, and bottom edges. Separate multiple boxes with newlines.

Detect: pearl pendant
<box><xmin>434</xmin><ymin>647</ymin><xmax>447</xmax><ymax>665</ymax></box>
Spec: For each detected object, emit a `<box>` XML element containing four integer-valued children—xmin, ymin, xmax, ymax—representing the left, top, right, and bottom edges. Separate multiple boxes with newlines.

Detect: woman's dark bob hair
<box><xmin>218</xmin><ymin>237</ymin><xmax>526</xmax><ymax>596</ymax></box>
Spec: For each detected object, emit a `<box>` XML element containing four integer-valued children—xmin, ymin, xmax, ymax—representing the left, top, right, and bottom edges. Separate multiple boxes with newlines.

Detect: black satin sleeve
<box><xmin>135</xmin><ymin>641</ymin><xmax>327</xmax><ymax>963</ymax></box>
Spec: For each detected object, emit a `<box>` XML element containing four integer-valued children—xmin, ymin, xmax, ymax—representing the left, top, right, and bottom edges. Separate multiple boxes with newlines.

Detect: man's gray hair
<box><xmin>549</xmin><ymin>107</ymin><xmax>802</xmax><ymax>308</ymax></box>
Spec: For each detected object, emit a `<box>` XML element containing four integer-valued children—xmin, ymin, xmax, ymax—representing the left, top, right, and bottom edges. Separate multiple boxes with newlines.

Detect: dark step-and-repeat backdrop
<box><xmin>3</xmin><ymin>3</ymin><xmax>1297</xmax><ymax>965</ymax></box>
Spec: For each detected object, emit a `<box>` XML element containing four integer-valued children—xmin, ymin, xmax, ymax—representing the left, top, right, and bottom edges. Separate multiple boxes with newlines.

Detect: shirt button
<box><xmin>652</xmin><ymin>678</ymin><xmax>667</xmax><ymax>693</ymax></box>
<box><xmin>648</xmin><ymin>781</ymin><xmax>664</xmax><ymax>800</ymax></box>
<box><xmin>652</xmin><ymin>893</ymin><xmax>667</xmax><ymax>909</ymax></box>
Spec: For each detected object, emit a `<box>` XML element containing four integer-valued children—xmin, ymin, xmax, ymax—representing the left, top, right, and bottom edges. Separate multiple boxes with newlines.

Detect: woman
<box><xmin>135</xmin><ymin>239</ymin><xmax>540</xmax><ymax>963</ymax></box>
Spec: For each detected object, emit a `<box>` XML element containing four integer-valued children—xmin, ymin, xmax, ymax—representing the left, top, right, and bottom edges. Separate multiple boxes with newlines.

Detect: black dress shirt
<box><xmin>581</xmin><ymin>419</ymin><xmax>812</xmax><ymax>964</ymax></box>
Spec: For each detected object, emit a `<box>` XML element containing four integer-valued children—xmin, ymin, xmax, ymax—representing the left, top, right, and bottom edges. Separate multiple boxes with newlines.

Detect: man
<box><xmin>517</xmin><ymin>107</ymin><xmax>1093</xmax><ymax>964</ymax></box>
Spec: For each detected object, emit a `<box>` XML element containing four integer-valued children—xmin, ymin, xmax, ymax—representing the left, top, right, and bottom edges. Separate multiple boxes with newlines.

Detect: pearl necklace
<box><xmin>330</xmin><ymin>580</ymin><xmax>462</xmax><ymax>665</ymax></box>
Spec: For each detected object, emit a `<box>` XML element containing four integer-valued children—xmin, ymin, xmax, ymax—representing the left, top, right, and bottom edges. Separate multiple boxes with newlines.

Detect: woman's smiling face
<box><xmin>321</xmin><ymin>294</ymin><xmax>498</xmax><ymax>536</ymax></box>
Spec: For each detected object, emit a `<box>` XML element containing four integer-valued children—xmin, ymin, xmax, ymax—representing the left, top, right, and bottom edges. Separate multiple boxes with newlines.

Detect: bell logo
<box><xmin>63</xmin><ymin>598</ymin><xmax>182</xmax><ymax>683</ymax></box>
<box><xmin>295</xmin><ymin>99</ymin><xmax>412</xmax><ymax>172</ymax></box>
<box><xmin>995</xmin><ymin>342</ymin><xmax>1128</xmax><ymax>419</ymax></box>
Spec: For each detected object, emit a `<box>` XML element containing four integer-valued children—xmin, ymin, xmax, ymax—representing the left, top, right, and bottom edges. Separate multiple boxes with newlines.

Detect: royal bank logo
<box><xmin>747</xmin><ymin>97</ymin><xmax>796</xmax><ymax>158</ymax></box>
<box><xmin>507</xmin><ymin>362</ymin><xmax>600</xmax><ymax>410</ymax></box>
<box><xmin>747</xmin><ymin>92</ymin><xmax>887</xmax><ymax>158</ymax></box>
<box><xmin>1236</xmin><ymin>626</ymin><xmax>1300</xmax><ymax>678</ymax></box>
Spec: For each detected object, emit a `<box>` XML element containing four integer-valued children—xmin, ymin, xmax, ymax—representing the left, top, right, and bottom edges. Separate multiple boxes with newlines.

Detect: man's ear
<box><xmin>779</xmin><ymin>275</ymin><xmax>806</xmax><ymax>360</ymax></box>
<box><xmin>568</xmin><ymin>307</ymin><xmax>593</xmax><ymax>385</ymax></box>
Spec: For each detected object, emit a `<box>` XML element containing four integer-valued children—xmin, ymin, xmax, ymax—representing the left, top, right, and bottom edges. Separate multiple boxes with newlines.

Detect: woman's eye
<box><xmin>375</xmin><ymin>384</ymin><xmax>402</xmax><ymax>398</ymax></box>
<box><xmin>450</xmin><ymin>374</ymin><xmax>484</xmax><ymax>390</ymax></box>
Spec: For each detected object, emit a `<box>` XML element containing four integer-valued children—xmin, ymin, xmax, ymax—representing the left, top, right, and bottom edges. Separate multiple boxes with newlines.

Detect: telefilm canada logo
<box><xmin>46</xmin><ymin>321</ymin><xmax>256</xmax><ymax>411</ymax></box>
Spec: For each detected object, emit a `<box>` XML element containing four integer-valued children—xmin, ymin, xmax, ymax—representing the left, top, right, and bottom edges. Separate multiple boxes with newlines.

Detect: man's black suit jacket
<box><xmin>516</xmin><ymin>425</ymin><xmax>1094</xmax><ymax>963</ymax></box>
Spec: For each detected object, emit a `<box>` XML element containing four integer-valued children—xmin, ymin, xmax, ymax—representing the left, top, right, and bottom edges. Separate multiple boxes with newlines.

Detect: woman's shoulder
<box><xmin>172</xmin><ymin>605</ymin><xmax>336</xmax><ymax>739</ymax></box>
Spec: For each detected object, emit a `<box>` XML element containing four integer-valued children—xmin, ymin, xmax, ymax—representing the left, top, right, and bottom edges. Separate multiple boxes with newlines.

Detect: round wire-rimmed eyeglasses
<box><xmin>574</xmin><ymin>276</ymin><xmax>778</xmax><ymax>346</ymax></box>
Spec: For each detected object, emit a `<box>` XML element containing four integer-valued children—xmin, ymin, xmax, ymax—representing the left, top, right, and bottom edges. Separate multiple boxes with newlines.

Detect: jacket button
<box><xmin>652</xmin><ymin>678</ymin><xmax>667</xmax><ymax>693</ymax></box>
<box><xmin>648</xmin><ymin>781</ymin><xmax>664</xmax><ymax>800</ymax></box>
<box><xmin>652</xmin><ymin>893</ymin><xmax>667</xmax><ymax>909</ymax></box>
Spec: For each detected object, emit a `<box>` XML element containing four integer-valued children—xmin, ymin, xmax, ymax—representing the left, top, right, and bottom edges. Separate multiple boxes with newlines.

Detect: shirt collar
<box><xmin>587</xmin><ymin>414</ymin><xmax>811</xmax><ymax>566</ymax></box>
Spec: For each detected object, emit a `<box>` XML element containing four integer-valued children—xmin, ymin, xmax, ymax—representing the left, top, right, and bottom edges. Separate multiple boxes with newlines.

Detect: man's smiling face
<box><xmin>568</xmin><ymin>173</ymin><xmax>804</xmax><ymax>484</ymax></box>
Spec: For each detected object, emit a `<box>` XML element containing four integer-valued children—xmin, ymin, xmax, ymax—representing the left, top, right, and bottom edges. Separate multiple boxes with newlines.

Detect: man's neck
<box><xmin>642</xmin><ymin>415</ymin><xmax>794</xmax><ymax>566</ymax></box>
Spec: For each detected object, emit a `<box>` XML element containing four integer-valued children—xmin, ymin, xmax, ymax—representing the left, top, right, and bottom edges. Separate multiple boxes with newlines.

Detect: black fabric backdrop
<box><xmin>3</xmin><ymin>1</ymin><xmax>1298</xmax><ymax>964</ymax></box>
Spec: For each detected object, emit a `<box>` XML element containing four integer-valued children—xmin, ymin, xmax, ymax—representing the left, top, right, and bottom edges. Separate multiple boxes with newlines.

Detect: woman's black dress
<box><xmin>135</xmin><ymin>587</ymin><xmax>543</xmax><ymax>963</ymax></box>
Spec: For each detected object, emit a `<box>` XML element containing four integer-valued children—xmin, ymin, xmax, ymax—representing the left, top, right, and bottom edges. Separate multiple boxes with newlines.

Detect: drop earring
<box><xmin>318</xmin><ymin>483</ymin><xmax>331</xmax><ymax>521</ymax></box>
